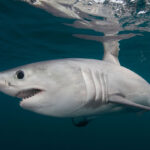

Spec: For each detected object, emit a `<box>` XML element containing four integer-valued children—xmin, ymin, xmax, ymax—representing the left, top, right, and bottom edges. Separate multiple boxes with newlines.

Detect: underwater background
<box><xmin>0</xmin><ymin>0</ymin><xmax>150</xmax><ymax>150</ymax></box>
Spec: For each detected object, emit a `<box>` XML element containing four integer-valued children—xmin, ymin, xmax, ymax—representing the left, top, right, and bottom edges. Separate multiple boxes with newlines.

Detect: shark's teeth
<box><xmin>16</xmin><ymin>88</ymin><xmax>43</xmax><ymax>99</ymax></box>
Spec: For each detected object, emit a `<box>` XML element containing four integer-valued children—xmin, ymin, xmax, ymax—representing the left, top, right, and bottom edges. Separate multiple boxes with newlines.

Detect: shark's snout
<box><xmin>0</xmin><ymin>71</ymin><xmax>26</xmax><ymax>97</ymax></box>
<box><xmin>0</xmin><ymin>73</ymin><xmax>9</xmax><ymax>88</ymax></box>
<box><xmin>0</xmin><ymin>74</ymin><xmax>13</xmax><ymax>96</ymax></box>
<box><xmin>0</xmin><ymin>79</ymin><xmax>6</xmax><ymax>88</ymax></box>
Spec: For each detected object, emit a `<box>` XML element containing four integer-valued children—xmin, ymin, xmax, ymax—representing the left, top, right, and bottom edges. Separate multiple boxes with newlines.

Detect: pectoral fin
<box><xmin>72</xmin><ymin>116</ymin><xmax>95</xmax><ymax>127</ymax></box>
<box><xmin>109</xmin><ymin>95</ymin><xmax>150</xmax><ymax>111</ymax></box>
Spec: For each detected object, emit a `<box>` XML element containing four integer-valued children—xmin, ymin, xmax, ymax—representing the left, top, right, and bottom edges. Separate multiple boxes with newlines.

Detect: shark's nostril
<box><xmin>4</xmin><ymin>80</ymin><xmax>9</xmax><ymax>86</ymax></box>
<box><xmin>8</xmin><ymin>82</ymin><xmax>11</xmax><ymax>86</ymax></box>
<box><xmin>30</xmin><ymin>0</ymin><xmax>36</xmax><ymax>3</ymax></box>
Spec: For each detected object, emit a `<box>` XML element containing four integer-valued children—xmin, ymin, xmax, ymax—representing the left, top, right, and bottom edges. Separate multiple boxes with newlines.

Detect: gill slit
<box><xmin>81</xmin><ymin>68</ymin><xmax>108</xmax><ymax>104</ymax></box>
<box><xmin>80</xmin><ymin>68</ymin><xmax>96</xmax><ymax>102</ymax></box>
<box><xmin>99</xmin><ymin>73</ymin><xmax>108</xmax><ymax>104</ymax></box>
<box><xmin>91</xmin><ymin>71</ymin><xmax>101</xmax><ymax>102</ymax></box>
<box><xmin>69</xmin><ymin>68</ymin><xmax>96</xmax><ymax>115</ymax></box>
<box><xmin>81</xmin><ymin>68</ymin><xmax>88</xmax><ymax>102</ymax></box>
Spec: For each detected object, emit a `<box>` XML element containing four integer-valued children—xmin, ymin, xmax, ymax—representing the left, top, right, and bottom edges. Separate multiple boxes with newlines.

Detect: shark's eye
<box><xmin>16</xmin><ymin>70</ymin><xmax>24</xmax><ymax>79</ymax></box>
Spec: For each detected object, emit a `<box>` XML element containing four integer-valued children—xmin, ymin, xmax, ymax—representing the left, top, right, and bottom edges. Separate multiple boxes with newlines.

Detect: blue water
<box><xmin>1</xmin><ymin>0</ymin><xmax>150</xmax><ymax>150</ymax></box>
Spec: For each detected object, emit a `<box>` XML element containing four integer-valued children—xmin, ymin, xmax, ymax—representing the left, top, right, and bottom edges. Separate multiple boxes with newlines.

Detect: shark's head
<box><xmin>0</xmin><ymin>62</ymin><xmax>49</xmax><ymax>109</ymax></box>
<box><xmin>0</xmin><ymin>60</ymin><xmax>86</xmax><ymax>117</ymax></box>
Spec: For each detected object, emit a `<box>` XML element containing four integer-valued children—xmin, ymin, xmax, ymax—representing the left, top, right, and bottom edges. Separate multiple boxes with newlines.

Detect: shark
<box><xmin>1</xmin><ymin>0</ymin><xmax>150</xmax><ymax>127</ymax></box>
<box><xmin>0</xmin><ymin>36</ymin><xmax>150</xmax><ymax>127</ymax></box>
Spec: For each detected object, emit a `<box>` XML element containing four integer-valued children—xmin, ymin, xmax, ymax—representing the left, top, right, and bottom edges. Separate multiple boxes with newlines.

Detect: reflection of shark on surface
<box><xmin>21</xmin><ymin>0</ymin><xmax>150</xmax><ymax>33</ymax></box>
<box><xmin>21</xmin><ymin>0</ymin><xmax>122</xmax><ymax>34</ymax></box>
<box><xmin>1</xmin><ymin>0</ymin><xmax>150</xmax><ymax>127</ymax></box>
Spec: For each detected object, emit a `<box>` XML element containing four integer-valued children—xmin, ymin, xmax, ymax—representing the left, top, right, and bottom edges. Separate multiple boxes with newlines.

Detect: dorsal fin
<box><xmin>73</xmin><ymin>33</ymin><xmax>141</xmax><ymax>66</ymax></box>
<box><xmin>102</xmin><ymin>40</ymin><xmax>120</xmax><ymax>65</ymax></box>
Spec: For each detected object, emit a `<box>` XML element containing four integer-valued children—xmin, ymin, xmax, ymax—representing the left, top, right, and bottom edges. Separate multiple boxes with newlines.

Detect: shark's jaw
<box><xmin>15</xmin><ymin>88</ymin><xmax>44</xmax><ymax>101</ymax></box>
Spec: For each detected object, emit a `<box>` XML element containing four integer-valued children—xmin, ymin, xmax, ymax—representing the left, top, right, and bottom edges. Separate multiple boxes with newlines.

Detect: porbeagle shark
<box><xmin>0</xmin><ymin>37</ymin><xmax>150</xmax><ymax>127</ymax></box>
<box><xmin>1</xmin><ymin>0</ymin><xmax>150</xmax><ymax>127</ymax></box>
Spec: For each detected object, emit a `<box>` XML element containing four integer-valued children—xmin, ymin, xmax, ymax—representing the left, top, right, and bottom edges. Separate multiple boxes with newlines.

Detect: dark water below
<box><xmin>1</xmin><ymin>0</ymin><xmax>150</xmax><ymax>150</ymax></box>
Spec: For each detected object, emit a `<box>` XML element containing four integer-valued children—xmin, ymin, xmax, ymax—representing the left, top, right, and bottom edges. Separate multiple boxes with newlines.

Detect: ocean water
<box><xmin>1</xmin><ymin>0</ymin><xmax>150</xmax><ymax>150</ymax></box>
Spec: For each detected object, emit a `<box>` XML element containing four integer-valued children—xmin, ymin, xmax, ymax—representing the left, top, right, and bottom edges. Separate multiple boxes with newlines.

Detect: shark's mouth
<box><xmin>16</xmin><ymin>88</ymin><xmax>44</xmax><ymax>100</ymax></box>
